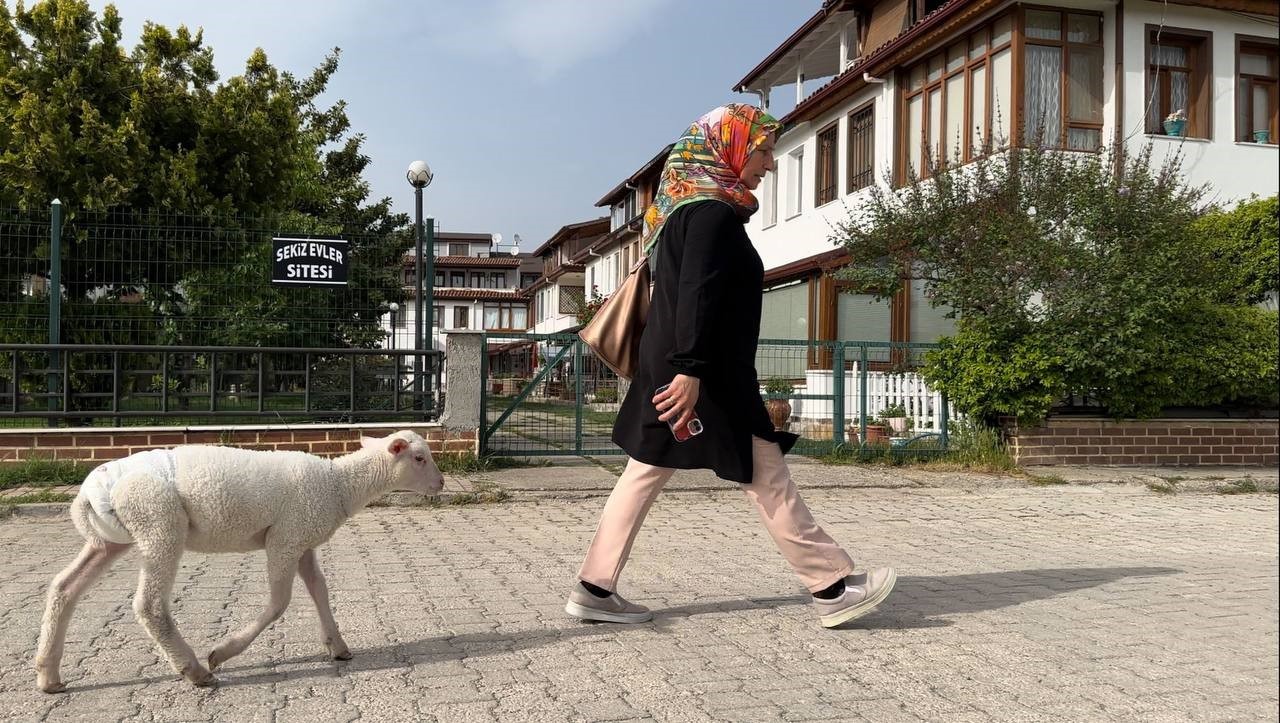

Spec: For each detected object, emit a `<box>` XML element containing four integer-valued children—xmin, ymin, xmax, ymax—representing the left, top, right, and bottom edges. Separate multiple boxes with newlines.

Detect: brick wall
<box><xmin>1009</xmin><ymin>417</ymin><xmax>1280</xmax><ymax>466</ymax></box>
<box><xmin>0</xmin><ymin>423</ymin><xmax>477</xmax><ymax>464</ymax></box>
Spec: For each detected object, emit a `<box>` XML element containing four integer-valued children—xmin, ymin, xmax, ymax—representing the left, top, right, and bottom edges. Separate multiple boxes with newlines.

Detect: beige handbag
<box><xmin>578</xmin><ymin>256</ymin><xmax>650</xmax><ymax>380</ymax></box>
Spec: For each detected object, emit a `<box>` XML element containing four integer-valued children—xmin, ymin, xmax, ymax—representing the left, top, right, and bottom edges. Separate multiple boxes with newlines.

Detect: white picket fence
<box><xmin>790</xmin><ymin>366</ymin><xmax>953</xmax><ymax>432</ymax></box>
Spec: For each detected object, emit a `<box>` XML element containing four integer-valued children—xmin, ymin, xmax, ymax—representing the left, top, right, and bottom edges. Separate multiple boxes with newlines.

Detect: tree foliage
<box><xmin>831</xmin><ymin>143</ymin><xmax>1279</xmax><ymax>423</ymax></box>
<box><xmin>0</xmin><ymin>0</ymin><xmax>409</xmax><ymax>348</ymax></box>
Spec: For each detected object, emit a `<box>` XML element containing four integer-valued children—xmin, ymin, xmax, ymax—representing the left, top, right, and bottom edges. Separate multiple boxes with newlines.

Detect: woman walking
<box><xmin>566</xmin><ymin>104</ymin><xmax>895</xmax><ymax>629</ymax></box>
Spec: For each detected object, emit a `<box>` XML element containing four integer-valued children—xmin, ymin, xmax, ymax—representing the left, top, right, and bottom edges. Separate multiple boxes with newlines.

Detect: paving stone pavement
<box><xmin>0</xmin><ymin>485</ymin><xmax>1276</xmax><ymax>722</ymax></box>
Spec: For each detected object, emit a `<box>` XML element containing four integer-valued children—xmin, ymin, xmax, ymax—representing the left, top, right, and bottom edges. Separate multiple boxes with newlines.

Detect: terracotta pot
<box><xmin>765</xmin><ymin>399</ymin><xmax>792</xmax><ymax>431</ymax></box>
<box><xmin>846</xmin><ymin>424</ymin><xmax>890</xmax><ymax>446</ymax></box>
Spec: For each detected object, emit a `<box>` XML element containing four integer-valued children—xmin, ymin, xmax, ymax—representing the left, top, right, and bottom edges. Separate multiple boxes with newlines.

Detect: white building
<box><xmin>385</xmin><ymin>230</ymin><xmax>533</xmax><ymax>355</ymax></box>
<box><xmin>735</xmin><ymin>0</ymin><xmax>1278</xmax><ymax>348</ymax></box>
<box><xmin>523</xmin><ymin>218</ymin><xmax>610</xmax><ymax>335</ymax></box>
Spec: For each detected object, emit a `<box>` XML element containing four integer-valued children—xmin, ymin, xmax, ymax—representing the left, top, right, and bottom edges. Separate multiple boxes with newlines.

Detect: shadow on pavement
<box><xmin>66</xmin><ymin>565</ymin><xmax>1180</xmax><ymax>692</ymax></box>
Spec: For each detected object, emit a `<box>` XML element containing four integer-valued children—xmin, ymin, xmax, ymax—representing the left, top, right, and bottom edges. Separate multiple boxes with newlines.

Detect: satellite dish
<box><xmin>492</xmin><ymin>233</ymin><xmax>502</xmax><ymax>247</ymax></box>
<box><xmin>512</xmin><ymin>234</ymin><xmax>522</xmax><ymax>255</ymax></box>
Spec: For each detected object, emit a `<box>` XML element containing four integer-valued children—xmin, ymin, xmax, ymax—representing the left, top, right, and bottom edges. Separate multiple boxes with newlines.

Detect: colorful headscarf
<box><xmin>641</xmin><ymin>104</ymin><xmax>781</xmax><ymax>256</ymax></box>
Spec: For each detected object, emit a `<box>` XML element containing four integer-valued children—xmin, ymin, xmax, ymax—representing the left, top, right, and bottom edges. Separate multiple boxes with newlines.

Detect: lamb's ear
<box><xmin>360</xmin><ymin>436</ymin><xmax>382</xmax><ymax>451</ymax></box>
<box><xmin>387</xmin><ymin>437</ymin><xmax>410</xmax><ymax>456</ymax></box>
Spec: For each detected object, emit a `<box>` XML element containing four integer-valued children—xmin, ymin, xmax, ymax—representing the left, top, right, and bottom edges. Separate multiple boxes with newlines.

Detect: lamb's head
<box><xmin>361</xmin><ymin>431</ymin><xmax>445</xmax><ymax>495</ymax></box>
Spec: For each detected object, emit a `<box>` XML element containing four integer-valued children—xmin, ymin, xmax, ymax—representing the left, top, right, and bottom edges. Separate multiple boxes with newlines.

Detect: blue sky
<box><xmin>89</xmin><ymin>0</ymin><xmax>817</xmax><ymax>250</ymax></box>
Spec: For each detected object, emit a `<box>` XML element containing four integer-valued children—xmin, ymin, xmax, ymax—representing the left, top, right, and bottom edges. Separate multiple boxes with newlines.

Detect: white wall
<box><xmin>1122</xmin><ymin>1</ymin><xmax>1279</xmax><ymax>205</ymax></box>
<box><xmin>748</xmin><ymin>84</ymin><xmax>888</xmax><ymax>271</ymax></box>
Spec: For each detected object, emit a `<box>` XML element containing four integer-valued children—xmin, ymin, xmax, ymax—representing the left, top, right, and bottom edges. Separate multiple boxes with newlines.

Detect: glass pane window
<box><xmin>1025</xmin><ymin>10</ymin><xmax>1061</xmax><ymax>41</ymax></box>
<box><xmin>1025</xmin><ymin>45</ymin><xmax>1064</xmax><ymax>143</ymax></box>
<box><xmin>1069</xmin><ymin>46</ymin><xmax>1104</xmax><ymax>123</ymax></box>
<box><xmin>1067</xmin><ymin>14</ymin><xmax>1101</xmax><ymax>44</ymax></box>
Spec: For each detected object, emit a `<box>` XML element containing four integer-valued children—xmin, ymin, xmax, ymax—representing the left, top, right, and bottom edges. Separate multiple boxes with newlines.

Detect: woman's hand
<box><xmin>653</xmin><ymin>374</ymin><xmax>701</xmax><ymax>431</ymax></box>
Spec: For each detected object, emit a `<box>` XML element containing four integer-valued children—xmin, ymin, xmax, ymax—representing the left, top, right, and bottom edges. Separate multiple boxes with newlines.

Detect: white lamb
<box><xmin>34</xmin><ymin>430</ymin><xmax>444</xmax><ymax>693</ymax></box>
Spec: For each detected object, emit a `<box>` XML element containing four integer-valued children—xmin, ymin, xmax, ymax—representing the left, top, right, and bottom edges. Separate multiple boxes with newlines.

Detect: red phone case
<box><xmin>655</xmin><ymin>384</ymin><xmax>705</xmax><ymax>441</ymax></box>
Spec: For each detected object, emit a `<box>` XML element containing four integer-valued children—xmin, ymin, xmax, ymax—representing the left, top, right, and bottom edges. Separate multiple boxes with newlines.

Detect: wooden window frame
<box><xmin>483</xmin><ymin>302</ymin><xmax>526</xmax><ymax>331</ymax></box>
<box><xmin>432</xmin><ymin>305</ymin><xmax>443</xmax><ymax>328</ymax></box>
<box><xmin>899</xmin><ymin>11</ymin><xmax>1014</xmax><ymax>183</ymax></box>
<box><xmin>447</xmin><ymin>242</ymin><xmax>469</xmax><ymax>257</ymax></box>
<box><xmin>847</xmin><ymin>101</ymin><xmax>875</xmax><ymax>193</ymax></box>
<box><xmin>1236</xmin><ymin>35</ymin><xmax>1279</xmax><ymax>144</ymax></box>
<box><xmin>449</xmin><ymin>271</ymin><xmax>464</xmax><ymax>288</ymax></box>
<box><xmin>815</xmin><ymin>121</ymin><xmax>840</xmax><ymax>207</ymax></box>
<box><xmin>453</xmin><ymin>306</ymin><xmax>469</xmax><ymax>329</ymax></box>
<box><xmin>1019</xmin><ymin>6</ymin><xmax>1106</xmax><ymax>148</ymax></box>
<box><xmin>1144</xmin><ymin>25</ymin><xmax>1212</xmax><ymax>139</ymax></box>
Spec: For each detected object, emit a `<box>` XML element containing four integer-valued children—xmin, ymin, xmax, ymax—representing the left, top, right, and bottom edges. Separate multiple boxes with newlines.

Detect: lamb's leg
<box><xmin>35</xmin><ymin>541</ymin><xmax>130</xmax><ymax>693</ymax></box>
<box><xmin>208</xmin><ymin>548</ymin><xmax>298</xmax><ymax>670</ymax></box>
<box><xmin>298</xmin><ymin>548</ymin><xmax>351</xmax><ymax>660</ymax></box>
<box><xmin>133</xmin><ymin>548</ymin><xmax>214</xmax><ymax>686</ymax></box>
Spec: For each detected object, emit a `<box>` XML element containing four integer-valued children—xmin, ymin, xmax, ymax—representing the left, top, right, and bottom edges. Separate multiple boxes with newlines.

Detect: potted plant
<box><xmin>763</xmin><ymin>377</ymin><xmax>794</xmax><ymax>431</ymax></box>
<box><xmin>1162</xmin><ymin>109</ymin><xmax>1187</xmax><ymax>137</ymax></box>
<box><xmin>1254</xmin><ymin>129</ymin><xmax>1272</xmax><ymax>144</ymax></box>
<box><xmin>879</xmin><ymin>403</ymin><xmax>911</xmax><ymax>436</ymax></box>
<box><xmin>847</xmin><ymin>417</ymin><xmax>889</xmax><ymax>446</ymax></box>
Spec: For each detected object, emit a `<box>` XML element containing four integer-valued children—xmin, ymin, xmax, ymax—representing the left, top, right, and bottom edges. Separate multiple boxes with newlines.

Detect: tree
<box><xmin>830</xmin><ymin>143</ymin><xmax>1278</xmax><ymax>423</ymax></box>
<box><xmin>0</xmin><ymin>0</ymin><xmax>409</xmax><ymax>349</ymax></box>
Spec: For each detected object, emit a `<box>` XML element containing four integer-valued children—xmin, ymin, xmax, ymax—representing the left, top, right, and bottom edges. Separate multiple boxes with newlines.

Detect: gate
<box><xmin>479</xmin><ymin>334</ymin><xmax>953</xmax><ymax>458</ymax></box>
<box><xmin>480</xmin><ymin>333</ymin><xmax>625</xmax><ymax>456</ymax></box>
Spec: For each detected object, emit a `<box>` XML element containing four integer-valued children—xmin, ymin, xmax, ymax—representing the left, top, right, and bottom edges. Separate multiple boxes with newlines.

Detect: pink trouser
<box><xmin>578</xmin><ymin>437</ymin><xmax>855</xmax><ymax>593</ymax></box>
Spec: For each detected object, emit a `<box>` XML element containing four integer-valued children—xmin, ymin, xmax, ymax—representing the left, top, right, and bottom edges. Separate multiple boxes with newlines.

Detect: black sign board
<box><xmin>271</xmin><ymin>237</ymin><xmax>349</xmax><ymax>287</ymax></box>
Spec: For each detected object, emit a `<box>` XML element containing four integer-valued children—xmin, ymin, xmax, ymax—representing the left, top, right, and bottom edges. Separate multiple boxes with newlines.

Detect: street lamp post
<box><xmin>406</xmin><ymin>161</ymin><xmax>433</xmax><ymax>414</ymax></box>
<box><xmin>388</xmin><ymin>302</ymin><xmax>399</xmax><ymax>352</ymax></box>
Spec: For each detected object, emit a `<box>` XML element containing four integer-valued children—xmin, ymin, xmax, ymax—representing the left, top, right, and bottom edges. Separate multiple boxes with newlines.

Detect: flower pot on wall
<box><xmin>1254</xmin><ymin>129</ymin><xmax>1272</xmax><ymax>144</ymax></box>
<box><xmin>1163</xmin><ymin>119</ymin><xmax>1187</xmax><ymax>137</ymax></box>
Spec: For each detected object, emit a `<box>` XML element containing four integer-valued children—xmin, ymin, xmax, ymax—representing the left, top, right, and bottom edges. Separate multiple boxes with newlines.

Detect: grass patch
<box><xmin>1217</xmin><ymin>478</ymin><xmax>1261</xmax><ymax>495</ymax></box>
<box><xmin>812</xmin><ymin>419</ymin><xmax>1018</xmax><ymax>473</ymax></box>
<box><xmin>435</xmin><ymin>452</ymin><xmax>552</xmax><ymax>475</ymax></box>
<box><xmin>369</xmin><ymin>481</ymin><xmax>512</xmax><ymax>508</ymax></box>
<box><xmin>0</xmin><ymin>458</ymin><xmax>93</xmax><ymax>490</ymax></box>
<box><xmin>1028</xmin><ymin>473</ymin><xmax>1068</xmax><ymax>486</ymax></box>
<box><xmin>1147</xmin><ymin>479</ymin><xmax>1179</xmax><ymax>495</ymax></box>
<box><xmin>1</xmin><ymin>490</ymin><xmax>76</xmax><ymax>505</ymax></box>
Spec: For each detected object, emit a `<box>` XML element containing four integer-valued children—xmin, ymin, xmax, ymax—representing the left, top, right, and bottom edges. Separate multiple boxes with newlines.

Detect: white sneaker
<box><xmin>814</xmin><ymin>568</ymin><xmax>896</xmax><ymax>628</ymax></box>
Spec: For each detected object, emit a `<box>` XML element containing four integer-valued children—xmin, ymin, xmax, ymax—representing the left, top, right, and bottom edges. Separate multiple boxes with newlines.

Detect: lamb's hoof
<box><xmin>207</xmin><ymin>648</ymin><xmax>228</xmax><ymax>671</ymax></box>
<box><xmin>38</xmin><ymin>679</ymin><xmax>67</xmax><ymax>694</ymax></box>
<box><xmin>333</xmin><ymin>649</ymin><xmax>353</xmax><ymax>661</ymax></box>
<box><xmin>184</xmin><ymin>663</ymin><xmax>218</xmax><ymax>687</ymax></box>
<box><xmin>325</xmin><ymin>638</ymin><xmax>352</xmax><ymax>660</ymax></box>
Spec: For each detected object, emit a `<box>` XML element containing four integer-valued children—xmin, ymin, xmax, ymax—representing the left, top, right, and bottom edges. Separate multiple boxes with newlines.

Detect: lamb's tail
<box><xmin>72</xmin><ymin>472</ymin><xmax>135</xmax><ymax>546</ymax></box>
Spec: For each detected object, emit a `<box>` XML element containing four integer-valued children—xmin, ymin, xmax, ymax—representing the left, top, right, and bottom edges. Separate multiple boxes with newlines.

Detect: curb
<box><xmin>2</xmin><ymin>503</ymin><xmax>69</xmax><ymax>519</ymax></box>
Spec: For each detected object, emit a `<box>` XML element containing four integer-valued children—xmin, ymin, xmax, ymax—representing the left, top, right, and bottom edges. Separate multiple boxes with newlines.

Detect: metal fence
<box><xmin>0</xmin><ymin>344</ymin><xmax>441</xmax><ymax>427</ymax></box>
<box><xmin>480</xmin><ymin>335</ymin><xmax>953</xmax><ymax>457</ymax></box>
<box><xmin>1</xmin><ymin>204</ymin><xmax>414</xmax><ymax>348</ymax></box>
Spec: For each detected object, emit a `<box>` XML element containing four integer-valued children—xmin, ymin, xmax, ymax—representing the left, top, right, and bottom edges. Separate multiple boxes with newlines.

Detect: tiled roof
<box><xmin>406</xmin><ymin>288</ymin><xmax>527</xmax><ymax>301</ymax></box>
<box><xmin>402</xmin><ymin>255</ymin><xmax>521</xmax><ymax>267</ymax></box>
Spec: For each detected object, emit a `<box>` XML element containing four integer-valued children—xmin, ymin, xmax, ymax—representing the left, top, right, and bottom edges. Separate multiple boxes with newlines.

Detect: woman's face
<box><xmin>738</xmin><ymin>133</ymin><xmax>777</xmax><ymax>190</ymax></box>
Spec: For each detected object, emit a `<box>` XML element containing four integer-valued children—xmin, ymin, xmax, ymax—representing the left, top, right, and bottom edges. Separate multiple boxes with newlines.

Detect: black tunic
<box><xmin>612</xmin><ymin>200</ymin><xmax>798</xmax><ymax>483</ymax></box>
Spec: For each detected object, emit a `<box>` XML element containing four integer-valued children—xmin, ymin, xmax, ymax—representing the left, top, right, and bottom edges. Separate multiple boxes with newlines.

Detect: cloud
<box><xmin>439</xmin><ymin>0</ymin><xmax>675</xmax><ymax>80</ymax></box>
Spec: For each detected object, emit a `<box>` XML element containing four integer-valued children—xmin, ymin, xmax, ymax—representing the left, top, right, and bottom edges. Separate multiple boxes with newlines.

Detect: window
<box><xmin>453</xmin><ymin>306</ymin><xmax>469</xmax><ymax>329</ymax></box>
<box><xmin>1238</xmin><ymin>39</ymin><xmax>1278</xmax><ymax>143</ymax></box>
<box><xmin>433</xmin><ymin>271</ymin><xmax>444</xmax><ymax>287</ymax></box>
<box><xmin>1145</xmin><ymin>27</ymin><xmax>1211</xmax><ymax>138</ymax></box>
<box><xmin>521</xmin><ymin>273</ymin><xmax>539</xmax><ymax>289</ymax></box>
<box><xmin>432</xmin><ymin>305</ymin><xmax>443</xmax><ymax>328</ymax></box>
<box><xmin>761</xmin><ymin>170</ymin><xmax>778</xmax><ymax>227</ymax></box>
<box><xmin>786</xmin><ymin>147</ymin><xmax>804</xmax><ymax>218</ymax></box>
<box><xmin>404</xmin><ymin>267</ymin><xmax>416</xmax><ymax>285</ymax></box>
<box><xmin>483</xmin><ymin>303</ymin><xmax>528</xmax><ymax>330</ymax></box>
<box><xmin>491</xmin><ymin>272</ymin><xmax>507</xmax><ymax>289</ymax></box>
<box><xmin>847</xmin><ymin>103</ymin><xmax>875</xmax><ymax>193</ymax></box>
<box><xmin>901</xmin><ymin>13</ymin><xmax>1016</xmax><ymax>179</ymax></box>
<box><xmin>449</xmin><ymin>272</ymin><xmax>464</xmax><ymax>287</ymax></box>
<box><xmin>448</xmin><ymin>242</ymin><xmax>469</xmax><ymax>257</ymax></box>
<box><xmin>560</xmin><ymin>286</ymin><xmax>585</xmax><ymax>314</ymax></box>
<box><xmin>815</xmin><ymin>122</ymin><xmax>839</xmax><ymax>206</ymax></box>
<box><xmin>1023</xmin><ymin>9</ymin><xmax>1103</xmax><ymax>148</ymax></box>
<box><xmin>470</xmin><ymin>272</ymin><xmax>484</xmax><ymax>288</ymax></box>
